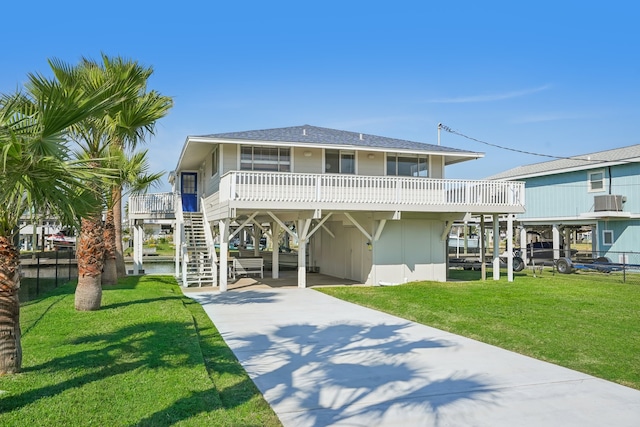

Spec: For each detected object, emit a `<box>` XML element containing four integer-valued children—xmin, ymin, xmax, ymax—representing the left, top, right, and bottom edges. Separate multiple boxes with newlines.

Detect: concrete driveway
<box><xmin>186</xmin><ymin>288</ymin><xmax>640</xmax><ymax>427</ymax></box>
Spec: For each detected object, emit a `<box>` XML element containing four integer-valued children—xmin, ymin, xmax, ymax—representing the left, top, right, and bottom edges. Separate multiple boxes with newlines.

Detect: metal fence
<box><xmin>19</xmin><ymin>250</ymin><xmax>78</xmax><ymax>302</ymax></box>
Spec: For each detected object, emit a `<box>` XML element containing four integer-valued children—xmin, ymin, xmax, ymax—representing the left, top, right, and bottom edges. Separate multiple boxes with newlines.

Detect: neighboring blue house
<box><xmin>488</xmin><ymin>144</ymin><xmax>640</xmax><ymax>264</ymax></box>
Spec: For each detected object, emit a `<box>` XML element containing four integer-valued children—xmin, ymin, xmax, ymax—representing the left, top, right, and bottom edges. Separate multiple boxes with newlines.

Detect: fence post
<box><xmin>623</xmin><ymin>252</ymin><xmax>626</xmax><ymax>283</ymax></box>
<box><xmin>55</xmin><ymin>249</ymin><xmax>59</xmax><ymax>287</ymax></box>
<box><xmin>36</xmin><ymin>252</ymin><xmax>40</xmax><ymax>297</ymax></box>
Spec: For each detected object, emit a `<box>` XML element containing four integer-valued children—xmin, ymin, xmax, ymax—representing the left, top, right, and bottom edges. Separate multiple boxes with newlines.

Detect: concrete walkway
<box><xmin>186</xmin><ymin>288</ymin><xmax>640</xmax><ymax>427</ymax></box>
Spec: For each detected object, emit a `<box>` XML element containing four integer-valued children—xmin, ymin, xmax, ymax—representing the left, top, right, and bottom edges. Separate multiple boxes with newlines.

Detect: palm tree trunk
<box><xmin>102</xmin><ymin>209</ymin><xmax>117</xmax><ymax>285</ymax></box>
<box><xmin>75</xmin><ymin>216</ymin><xmax>105</xmax><ymax>311</ymax></box>
<box><xmin>113</xmin><ymin>186</ymin><xmax>127</xmax><ymax>278</ymax></box>
<box><xmin>0</xmin><ymin>236</ymin><xmax>22</xmax><ymax>374</ymax></box>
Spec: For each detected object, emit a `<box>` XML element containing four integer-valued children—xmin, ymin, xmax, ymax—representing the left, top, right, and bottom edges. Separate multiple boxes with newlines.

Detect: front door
<box><xmin>181</xmin><ymin>172</ymin><xmax>198</xmax><ymax>212</ymax></box>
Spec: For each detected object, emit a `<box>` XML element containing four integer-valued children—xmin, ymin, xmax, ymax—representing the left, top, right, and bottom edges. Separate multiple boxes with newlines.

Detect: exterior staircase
<box><xmin>182</xmin><ymin>212</ymin><xmax>216</xmax><ymax>287</ymax></box>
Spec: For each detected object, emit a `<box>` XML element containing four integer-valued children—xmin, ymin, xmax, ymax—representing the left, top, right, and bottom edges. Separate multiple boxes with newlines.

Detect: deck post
<box><xmin>133</xmin><ymin>220</ymin><xmax>144</xmax><ymax>275</ymax></box>
<box><xmin>507</xmin><ymin>214</ymin><xmax>513</xmax><ymax>282</ymax></box>
<box><xmin>520</xmin><ymin>226</ymin><xmax>528</xmax><ymax>266</ymax></box>
<box><xmin>219</xmin><ymin>218</ymin><xmax>229</xmax><ymax>292</ymax></box>
<box><xmin>492</xmin><ymin>214</ymin><xmax>500</xmax><ymax>280</ymax></box>
<box><xmin>297</xmin><ymin>219</ymin><xmax>307</xmax><ymax>288</ymax></box>
<box><xmin>271</xmin><ymin>222</ymin><xmax>280</xmax><ymax>279</ymax></box>
<box><xmin>552</xmin><ymin>224</ymin><xmax>560</xmax><ymax>260</ymax></box>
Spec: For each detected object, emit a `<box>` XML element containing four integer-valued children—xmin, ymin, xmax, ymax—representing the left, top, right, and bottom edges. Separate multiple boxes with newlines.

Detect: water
<box><xmin>125</xmin><ymin>260</ymin><xmax>175</xmax><ymax>275</ymax></box>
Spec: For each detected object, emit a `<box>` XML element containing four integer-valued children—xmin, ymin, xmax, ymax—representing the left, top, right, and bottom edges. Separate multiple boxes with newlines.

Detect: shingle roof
<box><xmin>487</xmin><ymin>144</ymin><xmax>640</xmax><ymax>180</ymax></box>
<box><xmin>196</xmin><ymin>124</ymin><xmax>477</xmax><ymax>155</ymax></box>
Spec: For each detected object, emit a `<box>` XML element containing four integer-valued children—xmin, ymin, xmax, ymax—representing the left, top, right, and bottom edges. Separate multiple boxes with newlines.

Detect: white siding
<box><xmin>293</xmin><ymin>147</ymin><xmax>323</xmax><ymax>173</ymax></box>
<box><xmin>357</xmin><ymin>151</ymin><xmax>384</xmax><ymax>176</ymax></box>
<box><xmin>221</xmin><ymin>144</ymin><xmax>238</xmax><ymax>174</ymax></box>
<box><xmin>430</xmin><ymin>155</ymin><xmax>444</xmax><ymax>179</ymax></box>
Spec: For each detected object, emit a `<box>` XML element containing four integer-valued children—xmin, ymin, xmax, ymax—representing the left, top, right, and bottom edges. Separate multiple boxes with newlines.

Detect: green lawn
<box><xmin>1</xmin><ymin>276</ymin><xmax>281</xmax><ymax>427</ymax></box>
<box><xmin>318</xmin><ymin>269</ymin><xmax>640</xmax><ymax>390</ymax></box>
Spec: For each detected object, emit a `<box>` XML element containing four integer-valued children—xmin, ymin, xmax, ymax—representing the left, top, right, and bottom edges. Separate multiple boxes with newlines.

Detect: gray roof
<box><xmin>196</xmin><ymin>124</ymin><xmax>477</xmax><ymax>155</ymax></box>
<box><xmin>487</xmin><ymin>144</ymin><xmax>640</xmax><ymax>180</ymax></box>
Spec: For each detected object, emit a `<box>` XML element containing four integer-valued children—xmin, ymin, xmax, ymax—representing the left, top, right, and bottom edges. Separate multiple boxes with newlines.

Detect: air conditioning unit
<box><xmin>594</xmin><ymin>195</ymin><xmax>625</xmax><ymax>212</ymax></box>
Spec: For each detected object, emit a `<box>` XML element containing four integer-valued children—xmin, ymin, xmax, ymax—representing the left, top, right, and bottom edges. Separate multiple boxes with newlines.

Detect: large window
<box><xmin>588</xmin><ymin>170</ymin><xmax>605</xmax><ymax>192</ymax></box>
<box><xmin>240</xmin><ymin>146</ymin><xmax>290</xmax><ymax>172</ymax></box>
<box><xmin>325</xmin><ymin>150</ymin><xmax>355</xmax><ymax>174</ymax></box>
<box><xmin>387</xmin><ymin>154</ymin><xmax>428</xmax><ymax>177</ymax></box>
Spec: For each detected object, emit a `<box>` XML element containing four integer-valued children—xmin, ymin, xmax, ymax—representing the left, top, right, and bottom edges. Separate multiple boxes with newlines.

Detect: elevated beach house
<box><xmin>129</xmin><ymin>125</ymin><xmax>525</xmax><ymax>290</ymax></box>
<box><xmin>488</xmin><ymin>144</ymin><xmax>640</xmax><ymax>265</ymax></box>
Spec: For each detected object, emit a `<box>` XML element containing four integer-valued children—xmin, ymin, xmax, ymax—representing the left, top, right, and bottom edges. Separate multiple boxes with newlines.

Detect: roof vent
<box><xmin>359</xmin><ymin>133</ymin><xmax>363</xmax><ymax>140</ymax></box>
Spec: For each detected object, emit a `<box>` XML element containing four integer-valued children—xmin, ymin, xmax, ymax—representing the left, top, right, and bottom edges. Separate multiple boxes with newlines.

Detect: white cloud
<box><xmin>426</xmin><ymin>84</ymin><xmax>552</xmax><ymax>104</ymax></box>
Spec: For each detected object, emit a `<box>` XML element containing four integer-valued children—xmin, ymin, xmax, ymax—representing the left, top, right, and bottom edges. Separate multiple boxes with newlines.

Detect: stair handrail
<box><xmin>200</xmin><ymin>197</ymin><xmax>218</xmax><ymax>286</ymax></box>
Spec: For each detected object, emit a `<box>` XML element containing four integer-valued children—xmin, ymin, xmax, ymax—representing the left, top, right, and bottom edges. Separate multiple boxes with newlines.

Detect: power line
<box><xmin>439</xmin><ymin>124</ymin><xmax>637</xmax><ymax>164</ymax></box>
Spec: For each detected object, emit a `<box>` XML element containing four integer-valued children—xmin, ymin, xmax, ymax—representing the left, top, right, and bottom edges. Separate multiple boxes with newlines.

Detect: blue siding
<box><xmin>597</xmin><ymin>219</ymin><xmax>640</xmax><ymax>258</ymax></box>
<box><xmin>518</xmin><ymin>163</ymin><xmax>640</xmax><ymax>219</ymax></box>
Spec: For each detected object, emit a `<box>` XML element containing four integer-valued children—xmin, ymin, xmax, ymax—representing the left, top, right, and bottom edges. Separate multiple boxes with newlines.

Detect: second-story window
<box><xmin>387</xmin><ymin>154</ymin><xmax>428</xmax><ymax>177</ymax></box>
<box><xmin>240</xmin><ymin>146</ymin><xmax>290</xmax><ymax>172</ymax></box>
<box><xmin>325</xmin><ymin>149</ymin><xmax>355</xmax><ymax>174</ymax></box>
<box><xmin>588</xmin><ymin>170</ymin><xmax>605</xmax><ymax>192</ymax></box>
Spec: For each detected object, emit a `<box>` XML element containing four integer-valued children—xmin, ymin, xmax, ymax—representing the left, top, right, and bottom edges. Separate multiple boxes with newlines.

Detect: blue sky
<box><xmin>2</xmin><ymin>1</ymin><xmax>639</xmax><ymax>192</ymax></box>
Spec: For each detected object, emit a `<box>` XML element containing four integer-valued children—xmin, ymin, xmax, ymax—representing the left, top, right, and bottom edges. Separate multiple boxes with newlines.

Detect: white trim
<box><xmin>588</xmin><ymin>169</ymin><xmax>606</xmax><ymax>192</ymax></box>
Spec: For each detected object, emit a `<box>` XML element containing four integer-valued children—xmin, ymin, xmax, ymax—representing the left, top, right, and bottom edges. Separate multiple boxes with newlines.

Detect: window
<box><xmin>589</xmin><ymin>170</ymin><xmax>605</xmax><ymax>192</ymax></box>
<box><xmin>240</xmin><ymin>146</ymin><xmax>290</xmax><ymax>172</ymax></box>
<box><xmin>387</xmin><ymin>154</ymin><xmax>428</xmax><ymax>177</ymax></box>
<box><xmin>602</xmin><ymin>230</ymin><xmax>614</xmax><ymax>246</ymax></box>
<box><xmin>211</xmin><ymin>147</ymin><xmax>219</xmax><ymax>177</ymax></box>
<box><xmin>325</xmin><ymin>150</ymin><xmax>355</xmax><ymax>174</ymax></box>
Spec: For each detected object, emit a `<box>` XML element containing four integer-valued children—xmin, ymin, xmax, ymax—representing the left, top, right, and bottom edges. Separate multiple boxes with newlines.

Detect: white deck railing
<box><xmin>220</xmin><ymin>171</ymin><xmax>524</xmax><ymax>208</ymax></box>
<box><xmin>128</xmin><ymin>192</ymin><xmax>175</xmax><ymax>215</ymax></box>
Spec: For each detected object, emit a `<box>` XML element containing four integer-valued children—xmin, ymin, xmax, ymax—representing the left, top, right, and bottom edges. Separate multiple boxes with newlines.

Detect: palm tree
<box><xmin>102</xmin><ymin>149</ymin><xmax>163</xmax><ymax>285</ymax></box>
<box><xmin>0</xmin><ymin>71</ymin><xmax>120</xmax><ymax>374</ymax></box>
<box><xmin>99</xmin><ymin>57</ymin><xmax>172</xmax><ymax>279</ymax></box>
<box><xmin>51</xmin><ymin>56</ymin><xmax>155</xmax><ymax>309</ymax></box>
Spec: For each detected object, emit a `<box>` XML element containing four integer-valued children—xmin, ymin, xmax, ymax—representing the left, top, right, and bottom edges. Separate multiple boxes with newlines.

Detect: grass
<box><xmin>1</xmin><ymin>276</ymin><xmax>281</xmax><ymax>427</ymax></box>
<box><xmin>318</xmin><ymin>269</ymin><xmax>640</xmax><ymax>390</ymax></box>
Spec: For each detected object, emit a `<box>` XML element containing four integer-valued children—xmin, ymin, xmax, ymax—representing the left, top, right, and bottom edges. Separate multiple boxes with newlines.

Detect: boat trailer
<box><xmin>555</xmin><ymin>257</ymin><xmax>640</xmax><ymax>274</ymax></box>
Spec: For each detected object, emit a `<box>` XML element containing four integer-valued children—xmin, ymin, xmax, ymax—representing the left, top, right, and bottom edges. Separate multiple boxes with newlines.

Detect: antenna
<box><xmin>437</xmin><ymin>123</ymin><xmax>442</xmax><ymax>146</ymax></box>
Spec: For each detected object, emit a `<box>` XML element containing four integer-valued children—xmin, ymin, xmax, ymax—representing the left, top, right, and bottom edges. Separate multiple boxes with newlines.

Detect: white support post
<box><xmin>520</xmin><ymin>226</ymin><xmax>528</xmax><ymax>266</ymax></box>
<box><xmin>552</xmin><ymin>224</ymin><xmax>560</xmax><ymax>261</ymax></box>
<box><xmin>271</xmin><ymin>222</ymin><xmax>280</xmax><ymax>279</ymax></box>
<box><xmin>480</xmin><ymin>216</ymin><xmax>486</xmax><ymax>281</ymax></box>
<box><xmin>133</xmin><ymin>222</ymin><xmax>144</xmax><ymax>275</ymax></box>
<box><xmin>174</xmin><ymin>220</ymin><xmax>181</xmax><ymax>278</ymax></box>
<box><xmin>563</xmin><ymin>227</ymin><xmax>571</xmax><ymax>258</ymax></box>
<box><xmin>297</xmin><ymin>219</ymin><xmax>307</xmax><ymax>288</ymax></box>
<box><xmin>493</xmin><ymin>214</ymin><xmax>500</xmax><ymax>280</ymax></box>
<box><xmin>507</xmin><ymin>214</ymin><xmax>514</xmax><ymax>282</ymax></box>
<box><xmin>219</xmin><ymin>218</ymin><xmax>229</xmax><ymax>292</ymax></box>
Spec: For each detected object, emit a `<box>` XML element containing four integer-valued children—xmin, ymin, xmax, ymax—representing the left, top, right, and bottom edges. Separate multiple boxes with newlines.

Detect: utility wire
<box><xmin>439</xmin><ymin>124</ymin><xmax>636</xmax><ymax>164</ymax></box>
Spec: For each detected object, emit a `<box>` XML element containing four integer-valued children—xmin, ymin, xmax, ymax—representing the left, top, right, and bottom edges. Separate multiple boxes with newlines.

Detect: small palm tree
<box><xmin>102</xmin><ymin>149</ymin><xmax>163</xmax><ymax>284</ymax></box>
<box><xmin>0</xmin><ymin>70</ymin><xmax>119</xmax><ymax>374</ymax></box>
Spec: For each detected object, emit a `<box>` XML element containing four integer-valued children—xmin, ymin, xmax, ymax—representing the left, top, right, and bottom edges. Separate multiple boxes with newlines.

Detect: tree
<box><xmin>95</xmin><ymin>55</ymin><xmax>172</xmax><ymax>279</ymax></box>
<box><xmin>102</xmin><ymin>149</ymin><xmax>163</xmax><ymax>284</ymax></box>
<box><xmin>0</xmin><ymin>70</ymin><xmax>119</xmax><ymax>374</ymax></box>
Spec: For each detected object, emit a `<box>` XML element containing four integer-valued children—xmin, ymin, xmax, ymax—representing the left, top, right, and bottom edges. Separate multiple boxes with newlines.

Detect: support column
<box><xmin>480</xmin><ymin>216</ymin><xmax>486</xmax><ymax>281</ymax></box>
<box><xmin>563</xmin><ymin>227</ymin><xmax>571</xmax><ymax>258</ymax></box>
<box><xmin>174</xmin><ymin>219</ymin><xmax>181</xmax><ymax>278</ymax></box>
<box><xmin>552</xmin><ymin>224</ymin><xmax>560</xmax><ymax>260</ymax></box>
<box><xmin>520</xmin><ymin>226</ymin><xmax>528</xmax><ymax>266</ymax></box>
<box><xmin>133</xmin><ymin>221</ymin><xmax>144</xmax><ymax>275</ymax></box>
<box><xmin>271</xmin><ymin>222</ymin><xmax>279</xmax><ymax>279</ymax></box>
<box><xmin>219</xmin><ymin>218</ymin><xmax>229</xmax><ymax>292</ymax></box>
<box><xmin>507</xmin><ymin>214</ymin><xmax>514</xmax><ymax>282</ymax></box>
<box><xmin>297</xmin><ymin>219</ymin><xmax>307</xmax><ymax>288</ymax></box>
<box><xmin>493</xmin><ymin>214</ymin><xmax>500</xmax><ymax>280</ymax></box>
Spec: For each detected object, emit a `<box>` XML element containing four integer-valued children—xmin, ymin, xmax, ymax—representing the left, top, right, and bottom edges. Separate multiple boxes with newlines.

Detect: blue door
<box><xmin>181</xmin><ymin>172</ymin><xmax>198</xmax><ymax>212</ymax></box>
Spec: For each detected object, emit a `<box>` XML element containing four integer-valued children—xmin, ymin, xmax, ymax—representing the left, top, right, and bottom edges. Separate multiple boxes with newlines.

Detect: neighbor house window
<box><xmin>240</xmin><ymin>146</ymin><xmax>290</xmax><ymax>172</ymax></box>
<box><xmin>211</xmin><ymin>147</ymin><xmax>219</xmax><ymax>177</ymax></box>
<box><xmin>602</xmin><ymin>230</ymin><xmax>614</xmax><ymax>246</ymax></box>
<box><xmin>387</xmin><ymin>154</ymin><xmax>428</xmax><ymax>177</ymax></box>
<box><xmin>325</xmin><ymin>149</ymin><xmax>355</xmax><ymax>174</ymax></box>
<box><xmin>588</xmin><ymin>170</ymin><xmax>605</xmax><ymax>192</ymax></box>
